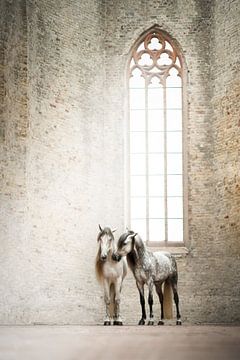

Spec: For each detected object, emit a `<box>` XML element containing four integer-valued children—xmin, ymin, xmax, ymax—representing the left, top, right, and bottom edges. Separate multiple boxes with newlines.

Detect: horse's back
<box><xmin>152</xmin><ymin>251</ymin><xmax>178</xmax><ymax>281</ymax></box>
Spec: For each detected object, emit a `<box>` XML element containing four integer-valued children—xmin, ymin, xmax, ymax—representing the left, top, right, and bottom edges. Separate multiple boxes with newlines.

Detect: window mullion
<box><xmin>163</xmin><ymin>80</ymin><xmax>168</xmax><ymax>244</ymax></box>
<box><xmin>145</xmin><ymin>78</ymin><xmax>149</xmax><ymax>243</ymax></box>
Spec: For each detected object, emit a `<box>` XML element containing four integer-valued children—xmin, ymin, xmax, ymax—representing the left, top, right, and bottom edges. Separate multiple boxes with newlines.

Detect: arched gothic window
<box><xmin>128</xmin><ymin>28</ymin><xmax>185</xmax><ymax>245</ymax></box>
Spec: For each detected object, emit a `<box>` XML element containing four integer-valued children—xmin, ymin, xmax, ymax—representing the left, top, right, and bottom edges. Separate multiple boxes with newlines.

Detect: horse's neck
<box><xmin>133</xmin><ymin>236</ymin><xmax>147</xmax><ymax>265</ymax></box>
<box><xmin>107</xmin><ymin>241</ymin><xmax>116</xmax><ymax>260</ymax></box>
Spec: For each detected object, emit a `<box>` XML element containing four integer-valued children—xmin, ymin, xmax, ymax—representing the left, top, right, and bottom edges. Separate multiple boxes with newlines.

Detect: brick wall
<box><xmin>0</xmin><ymin>0</ymin><xmax>239</xmax><ymax>324</ymax></box>
<box><xmin>0</xmin><ymin>0</ymin><xmax>28</xmax><ymax>323</ymax></box>
<box><xmin>210</xmin><ymin>0</ymin><xmax>240</xmax><ymax>322</ymax></box>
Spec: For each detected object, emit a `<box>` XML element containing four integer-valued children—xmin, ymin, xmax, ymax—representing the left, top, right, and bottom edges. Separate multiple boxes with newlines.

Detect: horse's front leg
<box><xmin>147</xmin><ymin>281</ymin><xmax>154</xmax><ymax>325</ymax></box>
<box><xmin>113</xmin><ymin>277</ymin><xmax>123</xmax><ymax>325</ymax></box>
<box><xmin>136</xmin><ymin>281</ymin><xmax>146</xmax><ymax>325</ymax></box>
<box><xmin>103</xmin><ymin>279</ymin><xmax>111</xmax><ymax>325</ymax></box>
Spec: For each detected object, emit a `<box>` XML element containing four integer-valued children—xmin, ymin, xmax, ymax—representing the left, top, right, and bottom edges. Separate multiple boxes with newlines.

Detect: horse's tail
<box><xmin>163</xmin><ymin>280</ymin><xmax>173</xmax><ymax>319</ymax></box>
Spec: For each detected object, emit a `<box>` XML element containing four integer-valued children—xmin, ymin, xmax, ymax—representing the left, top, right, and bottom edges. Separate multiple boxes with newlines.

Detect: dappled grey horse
<box><xmin>114</xmin><ymin>230</ymin><xmax>181</xmax><ymax>325</ymax></box>
<box><xmin>95</xmin><ymin>225</ymin><xmax>127</xmax><ymax>325</ymax></box>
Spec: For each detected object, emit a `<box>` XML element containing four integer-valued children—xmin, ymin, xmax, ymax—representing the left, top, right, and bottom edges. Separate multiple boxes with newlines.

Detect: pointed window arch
<box><xmin>127</xmin><ymin>28</ymin><xmax>186</xmax><ymax>245</ymax></box>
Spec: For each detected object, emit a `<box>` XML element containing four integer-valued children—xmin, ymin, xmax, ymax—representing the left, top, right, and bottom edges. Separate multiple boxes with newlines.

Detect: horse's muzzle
<box><xmin>100</xmin><ymin>255</ymin><xmax>107</xmax><ymax>261</ymax></box>
<box><xmin>112</xmin><ymin>253</ymin><xmax>122</xmax><ymax>262</ymax></box>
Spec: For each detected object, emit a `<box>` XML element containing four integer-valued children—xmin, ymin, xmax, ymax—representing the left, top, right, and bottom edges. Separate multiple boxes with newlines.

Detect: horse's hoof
<box><xmin>148</xmin><ymin>320</ymin><xmax>154</xmax><ymax>326</ymax></box>
<box><xmin>158</xmin><ymin>320</ymin><xmax>164</xmax><ymax>325</ymax></box>
<box><xmin>138</xmin><ymin>319</ymin><xmax>145</xmax><ymax>325</ymax></box>
<box><xmin>104</xmin><ymin>321</ymin><xmax>111</xmax><ymax>326</ymax></box>
<box><xmin>176</xmin><ymin>319</ymin><xmax>182</xmax><ymax>325</ymax></box>
<box><xmin>113</xmin><ymin>321</ymin><xmax>123</xmax><ymax>326</ymax></box>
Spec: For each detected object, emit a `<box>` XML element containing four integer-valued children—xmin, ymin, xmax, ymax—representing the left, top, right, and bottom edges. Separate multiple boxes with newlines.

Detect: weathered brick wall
<box><xmin>210</xmin><ymin>0</ymin><xmax>240</xmax><ymax>322</ymax></box>
<box><xmin>0</xmin><ymin>0</ymin><xmax>28</xmax><ymax>323</ymax></box>
<box><xmin>23</xmin><ymin>0</ymin><xmax>107</xmax><ymax>324</ymax></box>
<box><xmin>0</xmin><ymin>0</ymin><xmax>239</xmax><ymax>325</ymax></box>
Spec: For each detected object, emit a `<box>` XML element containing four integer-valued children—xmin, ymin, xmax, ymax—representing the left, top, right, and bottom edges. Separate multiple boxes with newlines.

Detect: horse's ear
<box><xmin>112</xmin><ymin>228</ymin><xmax>117</xmax><ymax>233</ymax></box>
<box><xmin>99</xmin><ymin>224</ymin><xmax>103</xmax><ymax>232</ymax></box>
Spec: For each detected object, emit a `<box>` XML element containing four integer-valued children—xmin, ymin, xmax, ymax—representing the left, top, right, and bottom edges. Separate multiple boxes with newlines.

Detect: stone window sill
<box><xmin>146</xmin><ymin>244</ymin><xmax>189</xmax><ymax>258</ymax></box>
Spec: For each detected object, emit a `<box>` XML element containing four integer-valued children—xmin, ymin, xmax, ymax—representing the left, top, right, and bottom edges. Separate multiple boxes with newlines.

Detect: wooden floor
<box><xmin>0</xmin><ymin>325</ymin><xmax>239</xmax><ymax>360</ymax></box>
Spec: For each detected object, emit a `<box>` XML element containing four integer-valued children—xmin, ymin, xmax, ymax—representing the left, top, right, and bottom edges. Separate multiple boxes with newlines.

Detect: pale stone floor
<box><xmin>0</xmin><ymin>325</ymin><xmax>239</xmax><ymax>360</ymax></box>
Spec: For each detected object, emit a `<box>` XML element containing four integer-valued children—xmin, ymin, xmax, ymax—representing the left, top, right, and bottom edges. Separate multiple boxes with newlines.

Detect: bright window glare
<box><xmin>130</xmin><ymin>154</ymin><xmax>146</xmax><ymax>175</ymax></box>
<box><xmin>149</xmin><ymin>154</ymin><xmax>164</xmax><ymax>175</ymax></box>
<box><xmin>131</xmin><ymin>197</ymin><xmax>146</xmax><ymax>218</ymax></box>
<box><xmin>149</xmin><ymin>219</ymin><xmax>165</xmax><ymax>241</ymax></box>
<box><xmin>129</xmin><ymin>31</ymin><xmax>184</xmax><ymax>243</ymax></box>
<box><xmin>130</xmin><ymin>176</ymin><xmax>146</xmax><ymax>197</ymax></box>
<box><xmin>148</xmin><ymin>110</ymin><xmax>164</xmax><ymax>131</ymax></box>
<box><xmin>130</xmin><ymin>132</ymin><xmax>146</xmax><ymax>153</ymax></box>
<box><xmin>168</xmin><ymin>219</ymin><xmax>183</xmax><ymax>242</ymax></box>
<box><xmin>148</xmin><ymin>37</ymin><xmax>162</xmax><ymax>50</ymax></box>
<box><xmin>149</xmin><ymin>197</ymin><xmax>165</xmax><ymax>218</ymax></box>
<box><xmin>130</xmin><ymin>110</ymin><xmax>145</xmax><ymax>131</ymax></box>
<box><xmin>138</xmin><ymin>53</ymin><xmax>153</xmax><ymax>66</ymax></box>
<box><xmin>131</xmin><ymin>219</ymin><xmax>146</xmax><ymax>241</ymax></box>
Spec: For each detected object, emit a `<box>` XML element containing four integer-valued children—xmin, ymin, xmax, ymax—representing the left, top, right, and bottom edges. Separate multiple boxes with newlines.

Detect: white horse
<box><xmin>95</xmin><ymin>225</ymin><xmax>127</xmax><ymax>325</ymax></box>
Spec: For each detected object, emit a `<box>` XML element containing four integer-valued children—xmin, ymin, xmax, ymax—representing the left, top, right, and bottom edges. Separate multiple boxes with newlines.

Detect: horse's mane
<box><xmin>127</xmin><ymin>249</ymin><xmax>137</xmax><ymax>272</ymax></box>
<box><xmin>95</xmin><ymin>246</ymin><xmax>104</xmax><ymax>283</ymax></box>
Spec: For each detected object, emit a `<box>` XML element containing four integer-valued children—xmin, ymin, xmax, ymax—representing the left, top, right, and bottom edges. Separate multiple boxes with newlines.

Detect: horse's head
<box><xmin>115</xmin><ymin>229</ymin><xmax>138</xmax><ymax>258</ymax></box>
<box><xmin>97</xmin><ymin>225</ymin><xmax>117</xmax><ymax>262</ymax></box>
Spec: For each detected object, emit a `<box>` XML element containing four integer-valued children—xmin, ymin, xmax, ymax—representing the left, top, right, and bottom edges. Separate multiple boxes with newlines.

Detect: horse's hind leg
<box><xmin>171</xmin><ymin>278</ymin><xmax>182</xmax><ymax>325</ymax></box>
<box><xmin>147</xmin><ymin>281</ymin><xmax>154</xmax><ymax>325</ymax></box>
<box><xmin>155</xmin><ymin>282</ymin><xmax>164</xmax><ymax>325</ymax></box>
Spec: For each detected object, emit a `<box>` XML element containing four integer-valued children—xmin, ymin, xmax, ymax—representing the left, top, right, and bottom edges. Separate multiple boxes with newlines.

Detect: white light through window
<box><xmin>128</xmin><ymin>29</ymin><xmax>184</xmax><ymax>244</ymax></box>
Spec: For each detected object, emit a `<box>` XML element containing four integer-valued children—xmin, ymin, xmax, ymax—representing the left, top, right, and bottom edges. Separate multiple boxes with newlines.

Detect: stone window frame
<box><xmin>124</xmin><ymin>26</ymin><xmax>188</xmax><ymax>249</ymax></box>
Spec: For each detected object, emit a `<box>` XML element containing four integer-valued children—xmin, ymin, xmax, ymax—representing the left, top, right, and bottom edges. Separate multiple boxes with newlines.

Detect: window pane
<box><xmin>130</xmin><ymin>89</ymin><xmax>145</xmax><ymax>109</ymax></box>
<box><xmin>166</xmin><ymin>87</ymin><xmax>182</xmax><ymax>108</ymax></box>
<box><xmin>167</xmin><ymin>132</ymin><xmax>182</xmax><ymax>153</ymax></box>
<box><xmin>130</xmin><ymin>110</ymin><xmax>145</xmax><ymax>131</ymax></box>
<box><xmin>129</xmin><ymin>30</ymin><xmax>184</xmax><ymax>245</ymax></box>
<box><xmin>130</xmin><ymin>132</ymin><xmax>145</xmax><ymax>153</ymax></box>
<box><xmin>148</xmin><ymin>87</ymin><xmax>163</xmax><ymax>109</ymax></box>
<box><xmin>131</xmin><ymin>198</ymin><xmax>146</xmax><ymax>219</ymax></box>
<box><xmin>148</xmin><ymin>110</ymin><xmax>164</xmax><ymax>131</ymax></box>
<box><xmin>148</xmin><ymin>132</ymin><xmax>164</xmax><ymax>153</ymax></box>
<box><xmin>167</xmin><ymin>175</ymin><xmax>183</xmax><ymax>196</ymax></box>
<box><xmin>139</xmin><ymin>53</ymin><xmax>153</xmax><ymax>66</ymax></box>
<box><xmin>131</xmin><ymin>176</ymin><xmax>146</xmax><ymax>196</ymax></box>
<box><xmin>149</xmin><ymin>197</ymin><xmax>165</xmax><ymax>218</ymax></box>
<box><xmin>130</xmin><ymin>219</ymin><xmax>146</xmax><ymax>241</ymax></box>
<box><xmin>157</xmin><ymin>53</ymin><xmax>172</xmax><ymax>66</ymax></box>
<box><xmin>148</xmin><ymin>37</ymin><xmax>162</xmax><ymax>51</ymax></box>
<box><xmin>149</xmin><ymin>153</ymin><xmax>164</xmax><ymax>175</ymax></box>
<box><xmin>167</xmin><ymin>197</ymin><xmax>183</xmax><ymax>218</ymax></box>
<box><xmin>149</xmin><ymin>219</ymin><xmax>165</xmax><ymax>242</ymax></box>
<box><xmin>167</xmin><ymin>154</ymin><xmax>182</xmax><ymax>174</ymax></box>
<box><xmin>129</xmin><ymin>68</ymin><xmax>145</xmax><ymax>88</ymax></box>
<box><xmin>149</xmin><ymin>175</ymin><xmax>164</xmax><ymax>196</ymax></box>
<box><xmin>130</xmin><ymin>154</ymin><xmax>146</xmax><ymax>175</ymax></box>
<box><xmin>168</xmin><ymin>219</ymin><xmax>183</xmax><ymax>242</ymax></box>
<box><xmin>166</xmin><ymin>68</ymin><xmax>182</xmax><ymax>87</ymax></box>
<box><xmin>167</xmin><ymin>110</ymin><xmax>182</xmax><ymax>131</ymax></box>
